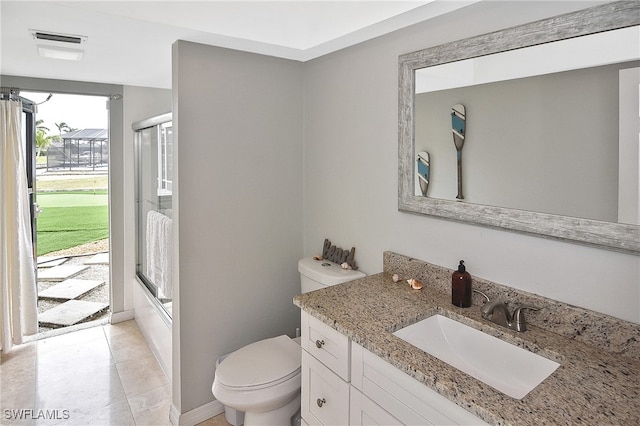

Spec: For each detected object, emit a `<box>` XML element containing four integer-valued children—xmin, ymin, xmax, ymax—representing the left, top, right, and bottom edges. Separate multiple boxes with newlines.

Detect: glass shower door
<box><xmin>134</xmin><ymin>114</ymin><xmax>173</xmax><ymax>317</ymax></box>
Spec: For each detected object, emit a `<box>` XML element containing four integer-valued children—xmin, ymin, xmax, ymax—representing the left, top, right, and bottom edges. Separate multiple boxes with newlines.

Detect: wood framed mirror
<box><xmin>398</xmin><ymin>1</ymin><xmax>640</xmax><ymax>254</ymax></box>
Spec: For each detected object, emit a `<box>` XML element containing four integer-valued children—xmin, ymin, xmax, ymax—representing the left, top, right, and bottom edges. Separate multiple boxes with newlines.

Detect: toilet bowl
<box><xmin>213</xmin><ymin>335</ymin><xmax>302</xmax><ymax>425</ymax></box>
<box><xmin>212</xmin><ymin>257</ymin><xmax>366</xmax><ymax>425</ymax></box>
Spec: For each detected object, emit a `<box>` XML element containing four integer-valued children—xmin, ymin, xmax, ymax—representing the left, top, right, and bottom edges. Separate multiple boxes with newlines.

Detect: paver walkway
<box><xmin>38</xmin><ymin>300</ymin><xmax>109</xmax><ymax>328</ymax></box>
<box><xmin>37</xmin><ymin>264</ymin><xmax>89</xmax><ymax>281</ymax></box>
<box><xmin>37</xmin><ymin>256</ymin><xmax>68</xmax><ymax>268</ymax></box>
<box><xmin>84</xmin><ymin>252</ymin><xmax>109</xmax><ymax>264</ymax></box>
<box><xmin>37</xmin><ymin>251</ymin><xmax>109</xmax><ymax>331</ymax></box>
<box><xmin>38</xmin><ymin>278</ymin><xmax>104</xmax><ymax>300</ymax></box>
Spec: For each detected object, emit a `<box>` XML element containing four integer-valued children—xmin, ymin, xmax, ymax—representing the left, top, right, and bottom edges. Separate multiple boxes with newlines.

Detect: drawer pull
<box><xmin>316</xmin><ymin>398</ymin><xmax>326</xmax><ymax>408</ymax></box>
<box><xmin>315</xmin><ymin>339</ymin><xmax>325</xmax><ymax>349</ymax></box>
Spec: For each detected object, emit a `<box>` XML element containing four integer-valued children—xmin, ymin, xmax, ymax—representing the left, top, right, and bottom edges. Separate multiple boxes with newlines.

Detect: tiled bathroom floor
<box><xmin>0</xmin><ymin>321</ymin><xmax>230</xmax><ymax>426</ymax></box>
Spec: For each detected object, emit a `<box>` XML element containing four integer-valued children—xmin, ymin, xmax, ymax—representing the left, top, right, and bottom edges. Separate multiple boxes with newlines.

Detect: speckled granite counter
<box><xmin>293</xmin><ymin>252</ymin><xmax>640</xmax><ymax>426</ymax></box>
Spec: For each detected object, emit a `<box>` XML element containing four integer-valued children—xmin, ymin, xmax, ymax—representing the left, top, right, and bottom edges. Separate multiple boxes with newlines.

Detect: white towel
<box><xmin>159</xmin><ymin>212</ymin><xmax>173</xmax><ymax>299</ymax></box>
<box><xmin>146</xmin><ymin>210</ymin><xmax>173</xmax><ymax>299</ymax></box>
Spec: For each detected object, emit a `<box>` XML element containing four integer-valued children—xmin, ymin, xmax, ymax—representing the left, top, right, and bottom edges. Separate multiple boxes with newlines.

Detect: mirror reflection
<box><xmin>412</xmin><ymin>27</ymin><xmax>639</xmax><ymax>225</ymax></box>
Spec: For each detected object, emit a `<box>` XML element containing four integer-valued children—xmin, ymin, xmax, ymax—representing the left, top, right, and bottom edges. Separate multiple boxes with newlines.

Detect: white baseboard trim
<box><xmin>169</xmin><ymin>404</ymin><xmax>180</xmax><ymax>426</ymax></box>
<box><xmin>170</xmin><ymin>400</ymin><xmax>224</xmax><ymax>426</ymax></box>
<box><xmin>109</xmin><ymin>309</ymin><xmax>134</xmax><ymax>324</ymax></box>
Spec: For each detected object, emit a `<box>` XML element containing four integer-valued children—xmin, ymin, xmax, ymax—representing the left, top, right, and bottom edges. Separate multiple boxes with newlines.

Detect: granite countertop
<box><xmin>293</xmin><ymin>272</ymin><xmax>640</xmax><ymax>425</ymax></box>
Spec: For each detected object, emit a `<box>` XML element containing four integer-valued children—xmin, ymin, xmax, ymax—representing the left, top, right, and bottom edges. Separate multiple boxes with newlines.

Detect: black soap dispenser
<box><xmin>452</xmin><ymin>260</ymin><xmax>472</xmax><ymax>308</ymax></box>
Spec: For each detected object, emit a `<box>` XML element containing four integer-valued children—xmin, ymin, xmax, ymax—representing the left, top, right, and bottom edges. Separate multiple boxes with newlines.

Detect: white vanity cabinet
<box><xmin>349</xmin><ymin>387</ymin><xmax>402</xmax><ymax>425</ymax></box>
<box><xmin>351</xmin><ymin>342</ymin><xmax>488</xmax><ymax>425</ymax></box>
<box><xmin>301</xmin><ymin>351</ymin><xmax>350</xmax><ymax>425</ymax></box>
<box><xmin>301</xmin><ymin>310</ymin><xmax>350</xmax><ymax>380</ymax></box>
<box><xmin>300</xmin><ymin>311</ymin><xmax>488</xmax><ymax>425</ymax></box>
<box><xmin>300</xmin><ymin>311</ymin><xmax>350</xmax><ymax>425</ymax></box>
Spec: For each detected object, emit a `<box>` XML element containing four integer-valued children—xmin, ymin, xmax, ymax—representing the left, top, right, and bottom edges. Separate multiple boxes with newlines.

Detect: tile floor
<box><xmin>0</xmin><ymin>321</ymin><xmax>231</xmax><ymax>426</ymax></box>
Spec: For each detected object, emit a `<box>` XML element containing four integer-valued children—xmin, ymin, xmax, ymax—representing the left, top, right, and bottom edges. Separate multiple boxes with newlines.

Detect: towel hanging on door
<box><xmin>146</xmin><ymin>210</ymin><xmax>173</xmax><ymax>299</ymax></box>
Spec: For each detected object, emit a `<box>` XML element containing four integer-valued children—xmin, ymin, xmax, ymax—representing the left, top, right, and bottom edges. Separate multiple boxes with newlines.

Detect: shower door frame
<box><xmin>133</xmin><ymin>112</ymin><xmax>173</xmax><ymax>318</ymax></box>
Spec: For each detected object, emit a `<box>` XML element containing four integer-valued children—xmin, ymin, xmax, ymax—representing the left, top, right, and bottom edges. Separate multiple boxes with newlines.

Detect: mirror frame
<box><xmin>398</xmin><ymin>1</ymin><xmax>640</xmax><ymax>255</ymax></box>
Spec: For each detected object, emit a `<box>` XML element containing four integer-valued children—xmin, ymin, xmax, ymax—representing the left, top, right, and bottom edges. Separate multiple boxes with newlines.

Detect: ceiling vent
<box><xmin>29</xmin><ymin>30</ymin><xmax>87</xmax><ymax>45</ymax></box>
<box><xmin>29</xmin><ymin>30</ymin><xmax>87</xmax><ymax>61</ymax></box>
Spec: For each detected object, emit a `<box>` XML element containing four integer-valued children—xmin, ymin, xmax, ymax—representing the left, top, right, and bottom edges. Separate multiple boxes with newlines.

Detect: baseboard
<box><xmin>169</xmin><ymin>404</ymin><xmax>180</xmax><ymax>426</ymax></box>
<box><xmin>169</xmin><ymin>400</ymin><xmax>224</xmax><ymax>426</ymax></box>
<box><xmin>109</xmin><ymin>309</ymin><xmax>134</xmax><ymax>324</ymax></box>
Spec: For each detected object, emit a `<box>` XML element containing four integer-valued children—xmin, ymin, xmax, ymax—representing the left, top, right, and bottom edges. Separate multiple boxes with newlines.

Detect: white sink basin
<box><xmin>392</xmin><ymin>314</ymin><xmax>560</xmax><ymax>399</ymax></box>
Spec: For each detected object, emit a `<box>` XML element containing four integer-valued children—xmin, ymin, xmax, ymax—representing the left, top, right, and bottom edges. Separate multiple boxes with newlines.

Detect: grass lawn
<box><xmin>36</xmin><ymin>191</ymin><xmax>108</xmax><ymax>256</ymax></box>
<box><xmin>36</xmin><ymin>175</ymin><xmax>108</xmax><ymax>191</ymax></box>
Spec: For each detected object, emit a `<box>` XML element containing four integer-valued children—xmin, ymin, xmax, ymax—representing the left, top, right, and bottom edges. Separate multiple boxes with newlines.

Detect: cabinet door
<box><xmin>350</xmin><ymin>387</ymin><xmax>401</xmax><ymax>425</ymax></box>
<box><xmin>302</xmin><ymin>350</ymin><xmax>350</xmax><ymax>426</ymax></box>
<box><xmin>351</xmin><ymin>342</ymin><xmax>488</xmax><ymax>425</ymax></box>
<box><xmin>301</xmin><ymin>311</ymin><xmax>350</xmax><ymax>380</ymax></box>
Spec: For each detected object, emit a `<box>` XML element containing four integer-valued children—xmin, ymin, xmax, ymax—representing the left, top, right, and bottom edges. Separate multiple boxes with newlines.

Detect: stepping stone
<box><xmin>38</xmin><ymin>279</ymin><xmax>105</xmax><ymax>300</ymax></box>
<box><xmin>37</xmin><ymin>256</ymin><xmax>68</xmax><ymax>268</ymax></box>
<box><xmin>84</xmin><ymin>252</ymin><xmax>109</xmax><ymax>265</ymax></box>
<box><xmin>38</xmin><ymin>265</ymin><xmax>89</xmax><ymax>281</ymax></box>
<box><xmin>38</xmin><ymin>300</ymin><xmax>108</xmax><ymax>328</ymax></box>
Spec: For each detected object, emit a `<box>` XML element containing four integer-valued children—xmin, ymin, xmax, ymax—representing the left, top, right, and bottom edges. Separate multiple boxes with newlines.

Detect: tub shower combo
<box><xmin>133</xmin><ymin>113</ymin><xmax>173</xmax><ymax>317</ymax></box>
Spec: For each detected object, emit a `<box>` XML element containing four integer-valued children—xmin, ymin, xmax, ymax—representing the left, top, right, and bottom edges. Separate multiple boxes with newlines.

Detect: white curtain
<box><xmin>0</xmin><ymin>99</ymin><xmax>38</xmax><ymax>351</ymax></box>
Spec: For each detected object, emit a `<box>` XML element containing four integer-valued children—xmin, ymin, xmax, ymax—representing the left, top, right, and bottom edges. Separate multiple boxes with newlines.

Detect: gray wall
<box><xmin>302</xmin><ymin>0</ymin><xmax>639</xmax><ymax>325</ymax></box>
<box><xmin>172</xmin><ymin>41</ymin><xmax>303</xmax><ymax>413</ymax></box>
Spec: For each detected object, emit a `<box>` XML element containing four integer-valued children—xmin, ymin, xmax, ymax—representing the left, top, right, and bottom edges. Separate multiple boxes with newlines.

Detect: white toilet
<box><xmin>212</xmin><ymin>257</ymin><xmax>365</xmax><ymax>426</ymax></box>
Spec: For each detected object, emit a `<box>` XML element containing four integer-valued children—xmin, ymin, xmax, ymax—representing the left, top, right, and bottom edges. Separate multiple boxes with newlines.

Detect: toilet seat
<box><xmin>215</xmin><ymin>335</ymin><xmax>301</xmax><ymax>391</ymax></box>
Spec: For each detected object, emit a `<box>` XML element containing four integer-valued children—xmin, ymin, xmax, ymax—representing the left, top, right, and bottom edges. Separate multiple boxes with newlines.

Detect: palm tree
<box><xmin>36</xmin><ymin>119</ymin><xmax>49</xmax><ymax>133</ymax></box>
<box><xmin>34</xmin><ymin>119</ymin><xmax>53</xmax><ymax>156</ymax></box>
<box><xmin>35</xmin><ymin>128</ymin><xmax>53</xmax><ymax>157</ymax></box>
<box><xmin>54</xmin><ymin>122</ymin><xmax>76</xmax><ymax>161</ymax></box>
<box><xmin>55</xmin><ymin>121</ymin><xmax>72</xmax><ymax>139</ymax></box>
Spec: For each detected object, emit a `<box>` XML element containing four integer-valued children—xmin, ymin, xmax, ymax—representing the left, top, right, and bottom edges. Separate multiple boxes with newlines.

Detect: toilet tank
<box><xmin>298</xmin><ymin>257</ymin><xmax>366</xmax><ymax>293</ymax></box>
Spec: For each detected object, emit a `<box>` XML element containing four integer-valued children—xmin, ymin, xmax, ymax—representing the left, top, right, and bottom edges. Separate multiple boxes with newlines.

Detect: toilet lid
<box><xmin>216</xmin><ymin>335</ymin><xmax>301</xmax><ymax>389</ymax></box>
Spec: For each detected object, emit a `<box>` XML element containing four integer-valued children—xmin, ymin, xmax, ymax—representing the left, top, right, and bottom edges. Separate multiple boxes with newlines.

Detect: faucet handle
<box><xmin>512</xmin><ymin>306</ymin><xmax>540</xmax><ymax>332</ymax></box>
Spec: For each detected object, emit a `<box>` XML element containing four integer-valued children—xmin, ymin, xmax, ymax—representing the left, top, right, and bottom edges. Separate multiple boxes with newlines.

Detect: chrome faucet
<box><xmin>473</xmin><ymin>289</ymin><xmax>539</xmax><ymax>332</ymax></box>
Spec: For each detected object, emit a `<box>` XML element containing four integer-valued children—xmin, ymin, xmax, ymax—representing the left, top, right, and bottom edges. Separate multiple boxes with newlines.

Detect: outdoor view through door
<box><xmin>26</xmin><ymin>92</ymin><xmax>110</xmax><ymax>335</ymax></box>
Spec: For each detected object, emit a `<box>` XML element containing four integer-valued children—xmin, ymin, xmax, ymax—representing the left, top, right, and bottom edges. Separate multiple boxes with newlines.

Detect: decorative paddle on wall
<box><xmin>416</xmin><ymin>151</ymin><xmax>430</xmax><ymax>197</ymax></box>
<box><xmin>451</xmin><ymin>104</ymin><xmax>466</xmax><ymax>200</ymax></box>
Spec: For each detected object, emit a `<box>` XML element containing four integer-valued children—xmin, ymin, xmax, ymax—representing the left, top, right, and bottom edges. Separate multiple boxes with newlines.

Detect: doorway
<box><xmin>25</xmin><ymin>91</ymin><xmax>111</xmax><ymax>335</ymax></box>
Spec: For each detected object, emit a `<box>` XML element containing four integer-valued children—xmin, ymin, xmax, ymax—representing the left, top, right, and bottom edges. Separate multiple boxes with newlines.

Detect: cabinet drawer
<box><xmin>302</xmin><ymin>350</ymin><xmax>350</xmax><ymax>426</ymax></box>
<box><xmin>350</xmin><ymin>387</ymin><xmax>401</xmax><ymax>425</ymax></box>
<box><xmin>351</xmin><ymin>342</ymin><xmax>488</xmax><ymax>425</ymax></box>
<box><xmin>301</xmin><ymin>311</ymin><xmax>350</xmax><ymax>380</ymax></box>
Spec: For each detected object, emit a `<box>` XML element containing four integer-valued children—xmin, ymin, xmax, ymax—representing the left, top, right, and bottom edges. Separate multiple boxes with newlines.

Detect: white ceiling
<box><xmin>0</xmin><ymin>1</ymin><xmax>604</xmax><ymax>89</ymax></box>
<box><xmin>0</xmin><ymin>0</ymin><xmax>459</xmax><ymax>88</ymax></box>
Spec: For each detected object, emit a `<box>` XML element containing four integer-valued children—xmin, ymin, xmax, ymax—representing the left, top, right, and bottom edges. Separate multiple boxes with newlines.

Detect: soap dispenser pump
<box><xmin>452</xmin><ymin>260</ymin><xmax>472</xmax><ymax>308</ymax></box>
